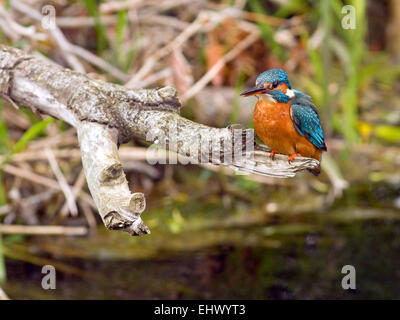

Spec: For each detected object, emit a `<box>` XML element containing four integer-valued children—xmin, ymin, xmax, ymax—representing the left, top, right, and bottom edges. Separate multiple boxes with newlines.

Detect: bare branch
<box><xmin>0</xmin><ymin>45</ymin><xmax>319</xmax><ymax>235</ymax></box>
<box><xmin>77</xmin><ymin>122</ymin><xmax>148</xmax><ymax>235</ymax></box>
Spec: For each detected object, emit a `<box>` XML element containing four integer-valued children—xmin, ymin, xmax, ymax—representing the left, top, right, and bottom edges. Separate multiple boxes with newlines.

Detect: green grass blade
<box><xmin>116</xmin><ymin>4</ymin><xmax>128</xmax><ymax>68</ymax></box>
<box><xmin>11</xmin><ymin>117</ymin><xmax>54</xmax><ymax>155</ymax></box>
<box><xmin>274</xmin><ymin>0</ymin><xmax>309</xmax><ymax>18</ymax></box>
<box><xmin>83</xmin><ymin>0</ymin><xmax>108</xmax><ymax>54</ymax></box>
<box><xmin>230</xmin><ymin>72</ymin><xmax>246</xmax><ymax>124</ymax></box>
<box><xmin>248</xmin><ymin>0</ymin><xmax>284</xmax><ymax>59</ymax></box>
<box><xmin>0</xmin><ymin>233</ymin><xmax>5</xmax><ymax>284</ymax></box>
<box><xmin>0</xmin><ymin>100</ymin><xmax>9</xmax><ymax>155</ymax></box>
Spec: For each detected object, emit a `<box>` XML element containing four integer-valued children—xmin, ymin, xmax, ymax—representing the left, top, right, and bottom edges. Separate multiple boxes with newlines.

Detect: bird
<box><xmin>240</xmin><ymin>68</ymin><xmax>327</xmax><ymax>176</ymax></box>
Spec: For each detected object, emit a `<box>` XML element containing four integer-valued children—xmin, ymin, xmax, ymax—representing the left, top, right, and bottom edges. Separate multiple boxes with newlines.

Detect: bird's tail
<box><xmin>308</xmin><ymin>165</ymin><xmax>321</xmax><ymax>176</ymax></box>
<box><xmin>308</xmin><ymin>150</ymin><xmax>323</xmax><ymax>176</ymax></box>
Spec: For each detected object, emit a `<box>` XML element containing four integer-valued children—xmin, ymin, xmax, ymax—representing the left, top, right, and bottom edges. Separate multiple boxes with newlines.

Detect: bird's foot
<box><xmin>288</xmin><ymin>153</ymin><xmax>301</xmax><ymax>163</ymax></box>
<box><xmin>269</xmin><ymin>150</ymin><xmax>276</xmax><ymax>160</ymax></box>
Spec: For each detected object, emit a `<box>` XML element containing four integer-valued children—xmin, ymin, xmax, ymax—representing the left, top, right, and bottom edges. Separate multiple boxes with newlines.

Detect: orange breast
<box><xmin>253</xmin><ymin>100</ymin><xmax>322</xmax><ymax>161</ymax></box>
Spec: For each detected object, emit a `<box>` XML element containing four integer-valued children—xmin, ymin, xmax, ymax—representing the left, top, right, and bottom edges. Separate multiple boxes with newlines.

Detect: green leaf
<box><xmin>375</xmin><ymin>125</ymin><xmax>400</xmax><ymax>144</ymax></box>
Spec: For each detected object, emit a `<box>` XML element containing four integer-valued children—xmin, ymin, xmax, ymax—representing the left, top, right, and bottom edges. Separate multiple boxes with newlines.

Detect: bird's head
<box><xmin>240</xmin><ymin>69</ymin><xmax>294</xmax><ymax>102</ymax></box>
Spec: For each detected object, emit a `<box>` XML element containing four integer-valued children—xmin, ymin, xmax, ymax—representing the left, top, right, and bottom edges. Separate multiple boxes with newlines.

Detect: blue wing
<box><xmin>290</xmin><ymin>92</ymin><xmax>327</xmax><ymax>151</ymax></box>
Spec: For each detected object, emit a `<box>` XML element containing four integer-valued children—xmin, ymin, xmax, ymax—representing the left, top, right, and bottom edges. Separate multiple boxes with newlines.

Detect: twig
<box><xmin>55</xmin><ymin>15</ymin><xmax>116</xmax><ymax>28</ymax></box>
<box><xmin>79</xmin><ymin>199</ymin><xmax>97</xmax><ymax>231</ymax></box>
<box><xmin>28</xmin><ymin>131</ymin><xmax>78</xmax><ymax>150</ymax></box>
<box><xmin>3</xmin><ymin>164</ymin><xmax>60</xmax><ymax>190</ymax></box>
<box><xmin>45</xmin><ymin>149</ymin><xmax>78</xmax><ymax>217</ymax></box>
<box><xmin>22</xmin><ymin>190</ymin><xmax>57</xmax><ymax>207</ymax></box>
<box><xmin>68</xmin><ymin>44</ymin><xmax>129</xmax><ymax>81</ymax></box>
<box><xmin>143</xmin><ymin>15</ymin><xmax>190</xmax><ymax>30</ymax></box>
<box><xmin>20</xmin><ymin>189</ymin><xmax>58</xmax><ymax>224</ymax></box>
<box><xmin>60</xmin><ymin>169</ymin><xmax>86</xmax><ymax>216</ymax></box>
<box><xmin>8</xmin><ymin>1</ymin><xmax>85</xmax><ymax>73</ymax></box>
<box><xmin>56</xmin><ymin>14</ymin><xmax>188</xmax><ymax>30</ymax></box>
<box><xmin>9</xmin><ymin>0</ymin><xmax>129</xmax><ymax>81</ymax></box>
<box><xmin>0</xmin><ymin>287</ymin><xmax>10</xmax><ymax>300</ymax></box>
<box><xmin>101</xmin><ymin>0</ymin><xmax>197</xmax><ymax>14</ymax></box>
<box><xmin>0</xmin><ymin>7</ymin><xmax>46</xmax><ymax>42</ymax></box>
<box><xmin>49</xmin><ymin>28</ymin><xmax>86</xmax><ymax>73</ymax></box>
<box><xmin>0</xmin><ymin>224</ymin><xmax>87</xmax><ymax>236</ymax></box>
<box><xmin>2</xmin><ymin>163</ymin><xmax>95</xmax><ymax>211</ymax></box>
<box><xmin>126</xmin><ymin>12</ymin><xmax>206</xmax><ymax>87</ymax></box>
<box><xmin>134</xmin><ymin>68</ymin><xmax>172</xmax><ymax>88</ymax></box>
<box><xmin>100</xmin><ymin>0</ymin><xmax>146</xmax><ymax>13</ymax></box>
<box><xmin>0</xmin><ymin>149</ymin><xmax>80</xmax><ymax>163</ymax></box>
<box><xmin>123</xmin><ymin>161</ymin><xmax>160</xmax><ymax>178</ymax></box>
<box><xmin>0</xmin><ymin>204</ymin><xmax>12</xmax><ymax>216</ymax></box>
<box><xmin>181</xmin><ymin>30</ymin><xmax>260</xmax><ymax>102</ymax></box>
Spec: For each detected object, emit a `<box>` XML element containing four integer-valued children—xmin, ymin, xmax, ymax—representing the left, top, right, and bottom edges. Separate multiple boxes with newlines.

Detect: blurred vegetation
<box><xmin>0</xmin><ymin>0</ymin><xmax>399</xmax><ymax>299</ymax></box>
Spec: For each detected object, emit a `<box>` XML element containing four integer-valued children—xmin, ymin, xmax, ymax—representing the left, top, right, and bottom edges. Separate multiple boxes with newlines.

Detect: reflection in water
<box><xmin>4</xmin><ymin>214</ymin><xmax>400</xmax><ymax>299</ymax></box>
<box><xmin>2</xmin><ymin>171</ymin><xmax>400</xmax><ymax>299</ymax></box>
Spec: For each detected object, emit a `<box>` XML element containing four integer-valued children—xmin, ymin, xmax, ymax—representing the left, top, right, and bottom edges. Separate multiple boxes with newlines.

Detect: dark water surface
<box><xmin>4</xmin><ymin>216</ymin><xmax>400</xmax><ymax>299</ymax></box>
<box><xmin>2</xmin><ymin>176</ymin><xmax>400</xmax><ymax>299</ymax></box>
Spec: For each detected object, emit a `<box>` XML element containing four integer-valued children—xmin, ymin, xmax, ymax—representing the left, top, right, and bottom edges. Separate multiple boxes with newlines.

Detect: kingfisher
<box><xmin>240</xmin><ymin>68</ymin><xmax>327</xmax><ymax>176</ymax></box>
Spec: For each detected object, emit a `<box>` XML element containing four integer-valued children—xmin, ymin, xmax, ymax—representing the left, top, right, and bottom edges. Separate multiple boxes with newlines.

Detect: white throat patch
<box><xmin>259</xmin><ymin>94</ymin><xmax>276</xmax><ymax>103</ymax></box>
<box><xmin>286</xmin><ymin>89</ymin><xmax>295</xmax><ymax>98</ymax></box>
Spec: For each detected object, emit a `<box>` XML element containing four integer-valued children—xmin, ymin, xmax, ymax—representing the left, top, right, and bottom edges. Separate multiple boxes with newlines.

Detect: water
<box><xmin>2</xmin><ymin>171</ymin><xmax>400</xmax><ymax>299</ymax></box>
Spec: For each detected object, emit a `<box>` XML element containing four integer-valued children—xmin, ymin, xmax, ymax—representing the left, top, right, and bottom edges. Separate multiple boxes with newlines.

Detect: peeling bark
<box><xmin>0</xmin><ymin>45</ymin><xmax>319</xmax><ymax>236</ymax></box>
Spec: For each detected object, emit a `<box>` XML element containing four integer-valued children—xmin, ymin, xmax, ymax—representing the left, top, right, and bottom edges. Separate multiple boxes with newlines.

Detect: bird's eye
<box><xmin>272</xmin><ymin>81</ymin><xmax>279</xmax><ymax>88</ymax></box>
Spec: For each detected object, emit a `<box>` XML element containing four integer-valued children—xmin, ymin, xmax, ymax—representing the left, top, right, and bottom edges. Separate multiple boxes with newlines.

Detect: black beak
<box><xmin>240</xmin><ymin>86</ymin><xmax>268</xmax><ymax>97</ymax></box>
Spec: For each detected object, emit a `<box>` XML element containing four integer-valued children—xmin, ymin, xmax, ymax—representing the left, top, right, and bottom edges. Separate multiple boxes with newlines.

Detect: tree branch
<box><xmin>77</xmin><ymin>122</ymin><xmax>148</xmax><ymax>235</ymax></box>
<box><xmin>0</xmin><ymin>45</ymin><xmax>319</xmax><ymax>235</ymax></box>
